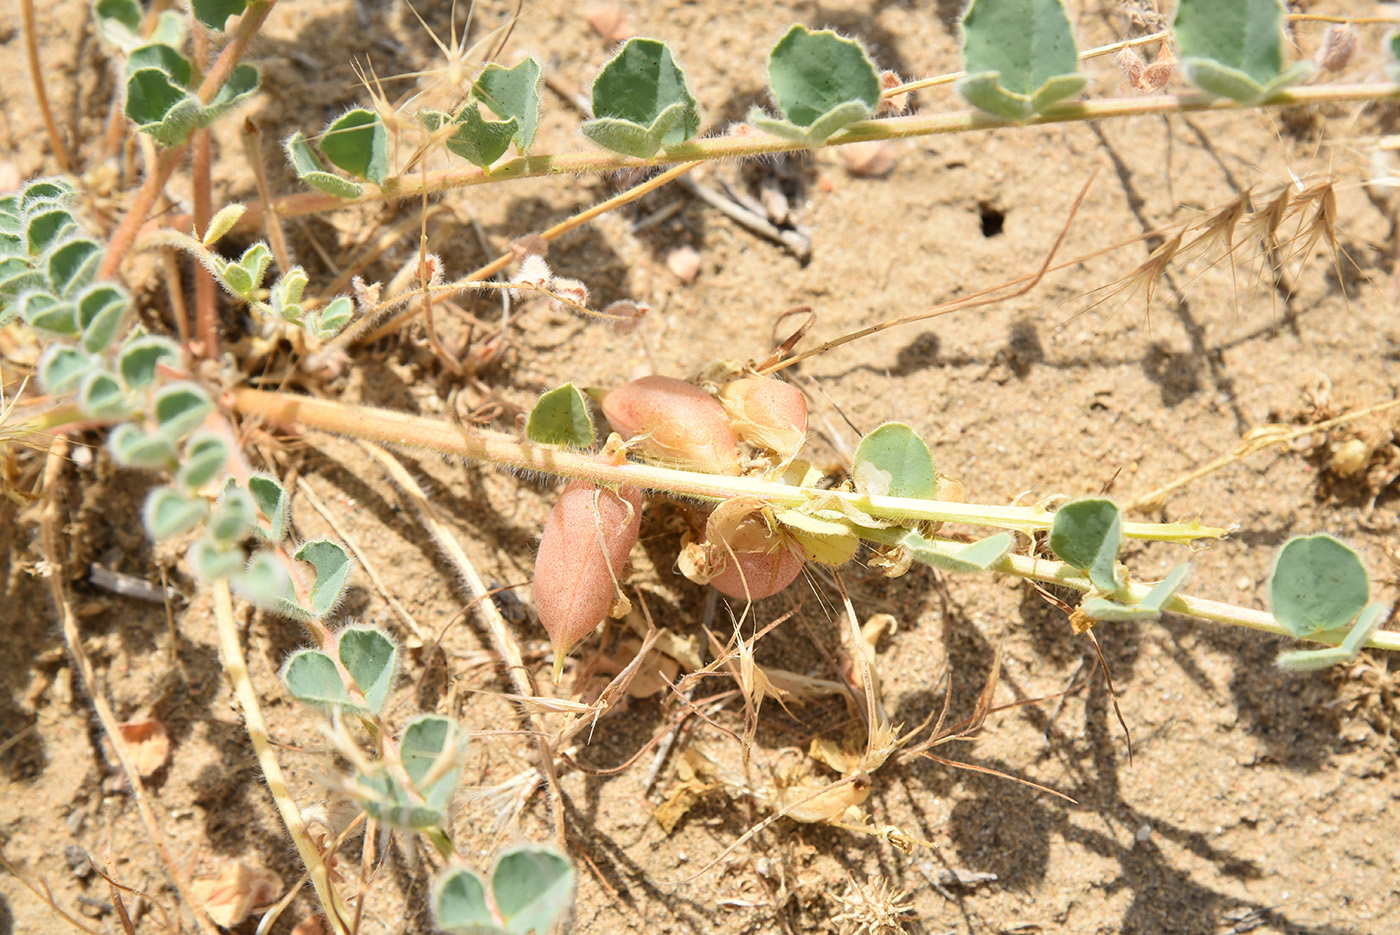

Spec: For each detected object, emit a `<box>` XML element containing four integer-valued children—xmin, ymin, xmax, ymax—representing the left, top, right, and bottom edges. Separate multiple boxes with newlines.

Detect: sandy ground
<box><xmin>2</xmin><ymin>1</ymin><xmax>1399</xmax><ymax>934</ymax></box>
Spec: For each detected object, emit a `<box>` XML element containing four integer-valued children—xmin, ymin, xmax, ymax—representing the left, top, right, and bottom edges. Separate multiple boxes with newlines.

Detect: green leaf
<box><xmin>47</xmin><ymin>238</ymin><xmax>102</xmax><ymax>297</ymax></box>
<box><xmin>526</xmin><ymin>383</ymin><xmax>594</xmax><ymax>447</ymax></box>
<box><xmin>222</xmin><ymin>242</ymin><xmax>272</xmax><ymax>298</ymax></box>
<box><xmin>233</xmin><ymin>550</ymin><xmax>304</xmax><ymax>618</ymax></box>
<box><xmin>1174</xmin><ymin>0</ymin><xmax>1313</xmax><ymax>104</ymax></box>
<box><xmin>763</xmin><ymin>25</ymin><xmax>880</xmax><ymax>139</ymax></box>
<box><xmin>26</xmin><ymin>207</ymin><xmax>75</xmax><ymax>255</ymax></box>
<box><xmin>143</xmin><ymin>486</ymin><xmax>209</xmax><ymax>540</ymax></box>
<box><xmin>1390</xmin><ymin>34</ymin><xmax>1400</xmax><ymax>84</ymax></box>
<box><xmin>270</xmin><ymin>267</ymin><xmax>308</xmax><ymax>319</ymax></box>
<box><xmin>210</xmin><ymin>484</ymin><xmax>257</xmax><ymax>543</ymax></box>
<box><xmin>1277</xmin><ymin>604</ymin><xmax>1387</xmax><ymax>671</ymax></box>
<box><xmin>296</xmin><ymin>539</ymin><xmax>353</xmax><ymax>617</ymax></box>
<box><xmin>581</xmin><ymin>38</ymin><xmax>700</xmax><ymax>158</ymax></box>
<box><xmin>80</xmin><ymin>369</ymin><xmax>130</xmax><ymax>418</ymax></box>
<box><xmin>93</xmin><ymin>0</ymin><xmax>142</xmax><ymax>48</ymax></box>
<box><xmin>400</xmin><ymin>714</ymin><xmax>454</xmax><ymax>786</ymax></box>
<box><xmin>312</xmin><ymin>296</ymin><xmax>353</xmax><ymax>338</ymax></box>
<box><xmin>125</xmin><ymin>43</ymin><xmax>192</xmax><ymax>85</ymax></box>
<box><xmin>851</xmin><ymin>422</ymin><xmax>938</xmax><ymax>499</ymax></box>
<box><xmin>421</xmin><ymin>105</ymin><xmax>518</xmax><ymax>169</ymax></box>
<box><xmin>320</xmin><ymin>110</ymin><xmax>388</xmax><ymax>184</ymax></box>
<box><xmin>1</xmin><ymin>269</ymin><xmax>48</xmax><ymax>302</ymax></box>
<box><xmin>178</xmin><ymin>432</ymin><xmax>231</xmax><ymax>490</ymax></box>
<box><xmin>903</xmin><ymin>531</ymin><xmax>1011</xmax><ymax>573</ymax></box>
<box><xmin>187</xmin><ymin>538</ymin><xmax>246</xmax><ymax>580</ymax></box>
<box><xmin>957</xmin><ymin>0</ymin><xmax>1086</xmax><ymax>119</ymax></box>
<box><xmin>125</xmin><ymin>67</ymin><xmax>201</xmax><ymax>145</ymax></box>
<box><xmin>434</xmin><ymin>868</ymin><xmax>499</xmax><ymax>934</ymax></box>
<box><xmin>21</xmin><ymin>178</ymin><xmax>73</xmax><ymax>210</ymax></box>
<box><xmin>473</xmin><ymin>56</ymin><xmax>544</xmax><ymax>151</ymax></box>
<box><xmin>38</xmin><ymin>344</ymin><xmax>93</xmax><ymax>395</ymax></box>
<box><xmin>201</xmin><ymin>63</ymin><xmax>260</xmax><ymax>124</ymax></box>
<box><xmin>493</xmin><ymin>847</ymin><xmax>575</xmax><ymax>935</ymax></box>
<box><xmin>284</xmin><ymin>132</ymin><xmax>364</xmax><ymax>198</ymax></box>
<box><xmin>76</xmin><ymin>283</ymin><xmax>128</xmax><ymax>352</ymax></box>
<box><xmin>21</xmin><ymin>293</ymin><xmax>78</xmax><ymax>336</ymax></box>
<box><xmin>281</xmin><ymin>649</ymin><xmax>357</xmax><ymax>710</ymax></box>
<box><xmin>118</xmin><ymin>334</ymin><xmax>179</xmax><ymax>389</ymax></box>
<box><xmin>190</xmin><ymin>0</ymin><xmax>247</xmax><ymax>30</ymax></box>
<box><xmin>400</xmin><ymin>714</ymin><xmax>463</xmax><ymax>815</ymax></box>
<box><xmin>1049</xmin><ymin>498</ymin><xmax>1123</xmax><ymax>592</ymax></box>
<box><xmin>1269</xmin><ymin>534</ymin><xmax>1369</xmax><ymax>638</ymax></box>
<box><xmin>110</xmin><ymin>423</ymin><xmax>177</xmax><ymax>468</ymax></box>
<box><xmin>202</xmin><ymin>204</ymin><xmax>246</xmax><ymax>246</ymax></box>
<box><xmin>247</xmin><ymin>473</ymin><xmax>288</xmax><ymax>541</ymax></box>
<box><xmin>338</xmin><ymin>625</ymin><xmax>397</xmax><ymax>714</ymax></box>
<box><xmin>153</xmin><ymin>382</ymin><xmax>214</xmax><ymax>440</ymax></box>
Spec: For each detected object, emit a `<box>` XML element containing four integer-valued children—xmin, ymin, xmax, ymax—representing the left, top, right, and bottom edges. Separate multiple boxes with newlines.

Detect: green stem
<box><xmin>233</xmin><ymin>81</ymin><xmax>1400</xmax><ymax>228</ymax></box>
<box><xmin>885</xmin><ymin>533</ymin><xmax>1400</xmax><ymax>654</ymax></box>
<box><xmin>230</xmin><ymin>388</ymin><xmax>1226</xmax><ymax>542</ymax></box>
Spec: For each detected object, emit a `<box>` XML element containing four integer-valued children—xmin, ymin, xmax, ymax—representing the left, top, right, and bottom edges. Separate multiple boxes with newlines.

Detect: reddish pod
<box><xmin>533</xmin><ymin>481</ymin><xmax>644</xmax><ymax>674</ymax></box>
<box><xmin>601</xmin><ymin>375</ymin><xmax>741</xmax><ymax>475</ymax></box>
<box><xmin>703</xmin><ymin>499</ymin><xmax>805</xmax><ymax>601</ymax></box>
<box><xmin>719</xmin><ymin>377</ymin><xmax>808</xmax><ymax>461</ymax></box>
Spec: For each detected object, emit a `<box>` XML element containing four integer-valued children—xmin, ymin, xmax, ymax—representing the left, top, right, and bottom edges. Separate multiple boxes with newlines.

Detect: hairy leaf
<box><xmin>1269</xmin><ymin>534</ymin><xmax>1368</xmax><ymax>638</ymax></box>
<box><xmin>527</xmin><ymin>383</ymin><xmax>594</xmax><ymax>447</ymax></box>
<box><xmin>320</xmin><ymin>109</ymin><xmax>388</xmax><ymax>184</ymax></box>
<box><xmin>1049</xmin><ymin>498</ymin><xmax>1123</xmax><ymax>592</ymax></box>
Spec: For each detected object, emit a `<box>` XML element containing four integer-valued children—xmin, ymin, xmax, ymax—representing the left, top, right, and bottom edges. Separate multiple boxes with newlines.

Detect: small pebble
<box><xmin>666</xmin><ymin>245</ymin><xmax>701</xmax><ymax>284</ymax></box>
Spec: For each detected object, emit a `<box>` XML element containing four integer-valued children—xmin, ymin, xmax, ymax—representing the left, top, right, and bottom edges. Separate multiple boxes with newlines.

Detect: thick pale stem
<box><xmin>229</xmin><ymin>387</ymin><xmax>1226</xmax><ymax>542</ymax></box>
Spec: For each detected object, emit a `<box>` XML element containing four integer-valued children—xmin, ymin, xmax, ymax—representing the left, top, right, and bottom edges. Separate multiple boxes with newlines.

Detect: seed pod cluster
<box><xmin>601</xmin><ymin>375</ymin><xmax>742</xmax><ymax>474</ymax></box>
<box><xmin>533</xmin><ymin>481</ymin><xmax>643</xmax><ymax>675</ymax></box>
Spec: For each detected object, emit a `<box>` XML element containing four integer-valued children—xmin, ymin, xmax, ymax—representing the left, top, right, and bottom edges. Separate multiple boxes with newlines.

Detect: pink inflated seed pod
<box><xmin>533</xmin><ymin>481</ymin><xmax>644</xmax><ymax>677</ymax></box>
<box><xmin>720</xmin><ymin>377</ymin><xmax>808</xmax><ymax>461</ymax></box>
<box><xmin>601</xmin><ymin>375</ymin><xmax>742</xmax><ymax>475</ymax></box>
<box><xmin>704</xmin><ymin>500</ymin><xmax>804</xmax><ymax>601</ymax></box>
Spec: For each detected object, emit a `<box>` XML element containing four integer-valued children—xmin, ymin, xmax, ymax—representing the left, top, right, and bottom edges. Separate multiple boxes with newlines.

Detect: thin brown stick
<box><xmin>191</xmin><ymin>24</ymin><xmax>218</xmax><ymax>358</ymax></box>
<box><xmin>39</xmin><ymin>442</ymin><xmax>221</xmax><ymax>935</ymax></box>
<box><xmin>349</xmin><ymin>160</ymin><xmax>702</xmax><ymax>346</ymax></box>
<box><xmin>241</xmin><ymin>118</ymin><xmax>292</xmax><ymax>273</ymax></box>
<box><xmin>762</xmin><ymin>168</ymin><xmax>1097</xmax><ymax>373</ymax></box>
<box><xmin>20</xmin><ymin>0</ymin><xmax>71</xmax><ymax>172</ymax></box>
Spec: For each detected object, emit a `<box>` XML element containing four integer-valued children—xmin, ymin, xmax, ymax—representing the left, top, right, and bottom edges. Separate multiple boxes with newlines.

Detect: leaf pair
<box><xmin>583</xmin><ymin>39</ymin><xmax>700</xmax><ymax>158</ymax></box>
<box><xmin>956</xmin><ymin>0</ymin><xmax>1086</xmax><ymax>121</ymax></box>
<box><xmin>748</xmin><ymin>26</ymin><xmax>882</xmax><ymax>144</ymax></box>
<box><xmin>1175</xmin><ymin>0</ymin><xmax>1313</xmax><ymax>104</ymax></box>
<box><xmin>434</xmin><ymin>848</ymin><xmax>574</xmax><ymax>935</ymax></box>
<box><xmin>282</xmin><ymin>625</ymin><xmax>398</xmax><ymax>714</ymax></box>
<box><xmin>421</xmin><ymin>57</ymin><xmax>543</xmax><ymax>168</ymax></box>
<box><xmin>1270</xmin><ymin>535</ymin><xmax>1386</xmax><ymax>670</ymax></box>
<box><xmin>231</xmin><ymin>539</ymin><xmax>353</xmax><ymax>620</ymax></box>
<box><xmin>286</xmin><ymin>110</ymin><xmax>389</xmax><ymax>199</ymax></box>
<box><xmin>124</xmin><ymin>42</ymin><xmax>259</xmax><ymax>145</ymax></box>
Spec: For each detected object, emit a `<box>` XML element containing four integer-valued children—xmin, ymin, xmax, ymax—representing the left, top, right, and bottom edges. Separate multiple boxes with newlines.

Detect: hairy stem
<box><xmin>229</xmin><ymin>387</ymin><xmax>1225</xmax><ymax>542</ymax></box>
<box><xmin>233</xmin><ymin>82</ymin><xmax>1400</xmax><ymax>228</ymax></box>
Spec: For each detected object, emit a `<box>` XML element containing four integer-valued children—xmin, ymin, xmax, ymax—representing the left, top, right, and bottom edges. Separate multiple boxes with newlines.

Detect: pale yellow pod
<box><xmin>720</xmin><ymin>377</ymin><xmax>808</xmax><ymax>460</ymax></box>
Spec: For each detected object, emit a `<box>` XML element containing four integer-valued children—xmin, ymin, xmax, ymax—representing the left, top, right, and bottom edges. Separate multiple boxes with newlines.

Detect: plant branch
<box><xmin>21</xmin><ymin>0</ymin><xmax>71</xmax><ymax>172</ymax></box>
<box><xmin>98</xmin><ymin>0</ymin><xmax>277</xmax><ymax>280</ymax></box>
<box><xmin>861</xmin><ymin>529</ymin><xmax>1400</xmax><ymax>654</ymax></box>
<box><xmin>229</xmin><ymin>387</ymin><xmax>1227</xmax><ymax>543</ymax></box>
<box><xmin>230</xmin><ymin>82</ymin><xmax>1400</xmax><ymax>228</ymax></box>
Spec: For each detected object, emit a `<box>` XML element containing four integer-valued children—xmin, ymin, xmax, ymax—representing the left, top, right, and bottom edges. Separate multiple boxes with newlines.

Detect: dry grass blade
<box><xmin>39</xmin><ymin>441</ymin><xmax>223</xmax><ymax>935</ymax></box>
<box><xmin>0</xmin><ymin>849</ymin><xmax>101</xmax><ymax>935</ymax></box>
<box><xmin>357</xmin><ymin>440</ymin><xmax>569</xmax><ymax>852</ymax></box>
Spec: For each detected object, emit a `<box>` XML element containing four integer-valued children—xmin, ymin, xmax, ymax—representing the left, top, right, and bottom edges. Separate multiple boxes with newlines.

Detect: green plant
<box><xmin>8</xmin><ymin>1</ymin><xmax>1400</xmax><ymax>933</ymax></box>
